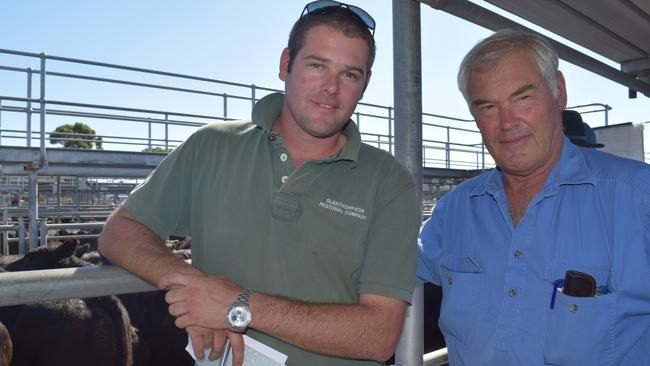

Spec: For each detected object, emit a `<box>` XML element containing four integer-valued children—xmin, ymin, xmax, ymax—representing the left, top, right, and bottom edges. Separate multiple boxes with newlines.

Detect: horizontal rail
<box><xmin>423</xmin><ymin>348</ymin><xmax>449</xmax><ymax>366</ymax></box>
<box><xmin>45</xmin><ymin>222</ymin><xmax>105</xmax><ymax>230</ymax></box>
<box><xmin>0</xmin><ymin>262</ymin><xmax>449</xmax><ymax>365</ymax></box>
<box><xmin>0</xmin><ymin>265</ymin><xmax>157</xmax><ymax>306</ymax></box>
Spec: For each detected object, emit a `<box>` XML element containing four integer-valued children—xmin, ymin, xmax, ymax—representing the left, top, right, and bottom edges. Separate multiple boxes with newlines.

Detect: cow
<box><xmin>0</xmin><ymin>319</ymin><xmax>11</xmax><ymax>366</ymax></box>
<box><xmin>0</xmin><ymin>239</ymin><xmax>137</xmax><ymax>366</ymax></box>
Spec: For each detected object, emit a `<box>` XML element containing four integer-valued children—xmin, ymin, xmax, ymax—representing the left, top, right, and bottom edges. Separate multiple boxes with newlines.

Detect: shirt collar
<box><xmin>251</xmin><ymin>92</ymin><xmax>361</xmax><ymax>166</ymax></box>
<box><xmin>471</xmin><ymin>136</ymin><xmax>597</xmax><ymax>197</ymax></box>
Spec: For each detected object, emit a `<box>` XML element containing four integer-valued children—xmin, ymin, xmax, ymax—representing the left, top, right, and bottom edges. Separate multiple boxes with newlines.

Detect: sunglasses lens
<box><xmin>304</xmin><ymin>0</ymin><xmax>375</xmax><ymax>33</ymax></box>
<box><xmin>347</xmin><ymin>5</ymin><xmax>375</xmax><ymax>30</ymax></box>
<box><xmin>306</xmin><ymin>0</ymin><xmax>340</xmax><ymax>13</ymax></box>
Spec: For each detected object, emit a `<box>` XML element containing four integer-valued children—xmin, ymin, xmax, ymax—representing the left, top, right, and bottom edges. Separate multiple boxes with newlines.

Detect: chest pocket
<box><xmin>543</xmin><ymin>264</ymin><xmax>615</xmax><ymax>365</ymax></box>
<box><xmin>438</xmin><ymin>256</ymin><xmax>487</xmax><ymax>345</ymax></box>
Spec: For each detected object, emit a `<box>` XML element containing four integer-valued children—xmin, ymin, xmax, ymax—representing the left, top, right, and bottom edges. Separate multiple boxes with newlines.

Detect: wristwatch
<box><xmin>225</xmin><ymin>289</ymin><xmax>252</xmax><ymax>333</ymax></box>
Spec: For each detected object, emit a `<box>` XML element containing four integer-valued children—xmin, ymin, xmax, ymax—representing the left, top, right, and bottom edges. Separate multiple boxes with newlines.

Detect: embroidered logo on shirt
<box><xmin>318</xmin><ymin>198</ymin><xmax>367</xmax><ymax>221</ymax></box>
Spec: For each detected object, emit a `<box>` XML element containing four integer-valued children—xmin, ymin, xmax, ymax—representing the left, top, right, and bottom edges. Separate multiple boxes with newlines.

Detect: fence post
<box><xmin>388</xmin><ymin>107</ymin><xmax>394</xmax><ymax>155</ymax></box>
<box><xmin>28</xmin><ymin>170</ymin><xmax>39</xmax><ymax>250</ymax></box>
<box><xmin>18</xmin><ymin>219</ymin><xmax>26</xmax><ymax>255</ymax></box>
<box><xmin>1</xmin><ymin>210</ymin><xmax>7</xmax><ymax>255</ymax></box>
<box><xmin>445</xmin><ymin>127</ymin><xmax>451</xmax><ymax>169</ymax></box>
<box><xmin>38</xmin><ymin>53</ymin><xmax>47</xmax><ymax>164</ymax></box>
<box><xmin>164</xmin><ymin>113</ymin><xmax>169</xmax><ymax>150</ymax></box>
<box><xmin>27</xmin><ymin>68</ymin><xmax>33</xmax><ymax>147</ymax></box>
<box><xmin>223</xmin><ymin>93</ymin><xmax>228</xmax><ymax>119</ymax></box>
<box><xmin>251</xmin><ymin>85</ymin><xmax>256</xmax><ymax>112</ymax></box>
<box><xmin>40</xmin><ymin>219</ymin><xmax>48</xmax><ymax>246</ymax></box>
<box><xmin>388</xmin><ymin>107</ymin><xmax>395</xmax><ymax>154</ymax></box>
<box><xmin>148</xmin><ymin>119</ymin><xmax>152</xmax><ymax>150</ymax></box>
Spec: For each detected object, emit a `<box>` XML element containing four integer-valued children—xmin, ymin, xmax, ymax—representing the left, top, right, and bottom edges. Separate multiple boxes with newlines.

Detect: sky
<box><xmin>1</xmin><ymin>0</ymin><xmax>649</xmax><ymax>156</ymax></box>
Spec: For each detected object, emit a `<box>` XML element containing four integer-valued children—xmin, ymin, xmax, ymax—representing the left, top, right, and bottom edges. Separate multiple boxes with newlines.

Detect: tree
<box><xmin>142</xmin><ymin>146</ymin><xmax>173</xmax><ymax>153</ymax></box>
<box><xmin>49</xmin><ymin>122</ymin><xmax>103</xmax><ymax>149</ymax></box>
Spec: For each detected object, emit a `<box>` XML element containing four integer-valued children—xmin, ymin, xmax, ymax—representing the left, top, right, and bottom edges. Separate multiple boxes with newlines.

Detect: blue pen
<box><xmin>550</xmin><ymin>279</ymin><xmax>564</xmax><ymax>309</ymax></box>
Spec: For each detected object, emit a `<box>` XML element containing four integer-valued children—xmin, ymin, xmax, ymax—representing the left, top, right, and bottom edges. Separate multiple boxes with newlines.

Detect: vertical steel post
<box><xmin>165</xmin><ymin>113</ymin><xmax>169</xmax><ymax>150</ymax></box>
<box><xmin>39</xmin><ymin>219</ymin><xmax>47</xmax><ymax>247</ymax></box>
<box><xmin>39</xmin><ymin>54</ymin><xmax>47</xmax><ymax>162</ymax></box>
<box><xmin>148</xmin><ymin>119</ymin><xmax>152</xmax><ymax>150</ymax></box>
<box><xmin>27</xmin><ymin>68</ymin><xmax>33</xmax><ymax>147</ymax></box>
<box><xmin>393</xmin><ymin>0</ymin><xmax>424</xmax><ymax>365</ymax></box>
<box><xmin>223</xmin><ymin>94</ymin><xmax>228</xmax><ymax>119</ymax></box>
<box><xmin>75</xmin><ymin>178</ymin><xmax>81</xmax><ymax>222</ymax></box>
<box><xmin>355</xmin><ymin>111</ymin><xmax>361</xmax><ymax>131</ymax></box>
<box><xmin>388</xmin><ymin>107</ymin><xmax>394</xmax><ymax>154</ymax></box>
<box><xmin>18</xmin><ymin>219</ymin><xmax>26</xmax><ymax>254</ymax></box>
<box><xmin>251</xmin><ymin>85</ymin><xmax>256</xmax><ymax>112</ymax></box>
<box><xmin>1</xmin><ymin>211</ymin><xmax>7</xmax><ymax>255</ymax></box>
<box><xmin>446</xmin><ymin>127</ymin><xmax>451</xmax><ymax>169</ymax></box>
<box><xmin>28</xmin><ymin>170</ymin><xmax>39</xmax><ymax>250</ymax></box>
<box><xmin>56</xmin><ymin>176</ymin><xmax>61</xmax><ymax>207</ymax></box>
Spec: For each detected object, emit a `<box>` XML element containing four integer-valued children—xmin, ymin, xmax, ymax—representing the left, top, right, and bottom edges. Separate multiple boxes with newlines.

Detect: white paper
<box><xmin>186</xmin><ymin>334</ymin><xmax>287</xmax><ymax>366</ymax></box>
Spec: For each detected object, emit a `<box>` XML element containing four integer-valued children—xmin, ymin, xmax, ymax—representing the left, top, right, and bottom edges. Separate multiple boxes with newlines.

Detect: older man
<box><xmin>417</xmin><ymin>30</ymin><xmax>650</xmax><ymax>365</ymax></box>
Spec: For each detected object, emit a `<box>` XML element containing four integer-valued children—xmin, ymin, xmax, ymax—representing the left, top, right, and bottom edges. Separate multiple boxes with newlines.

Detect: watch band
<box><xmin>236</xmin><ymin>289</ymin><xmax>252</xmax><ymax>305</ymax></box>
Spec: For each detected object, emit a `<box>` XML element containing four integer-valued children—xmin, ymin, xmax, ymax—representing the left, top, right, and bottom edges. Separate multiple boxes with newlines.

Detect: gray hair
<box><xmin>457</xmin><ymin>29</ymin><xmax>559</xmax><ymax>103</ymax></box>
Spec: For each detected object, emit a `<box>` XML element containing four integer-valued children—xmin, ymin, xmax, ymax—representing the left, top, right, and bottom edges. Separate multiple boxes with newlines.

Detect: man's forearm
<box><xmin>98</xmin><ymin>207</ymin><xmax>200</xmax><ymax>285</ymax></box>
<box><xmin>249</xmin><ymin>293</ymin><xmax>406</xmax><ymax>362</ymax></box>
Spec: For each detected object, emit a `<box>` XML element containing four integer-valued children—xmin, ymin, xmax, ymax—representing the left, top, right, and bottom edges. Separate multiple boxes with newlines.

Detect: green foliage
<box><xmin>142</xmin><ymin>146</ymin><xmax>173</xmax><ymax>153</ymax></box>
<box><xmin>49</xmin><ymin>122</ymin><xmax>103</xmax><ymax>149</ymax></box>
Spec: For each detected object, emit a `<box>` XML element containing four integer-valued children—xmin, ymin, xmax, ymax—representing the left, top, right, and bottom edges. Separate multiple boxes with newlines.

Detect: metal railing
<box><xmin>0</xmin><ymin>47</ymin><xmax>491</xmax><ymax>170</ymax></box>
<box><xmin>0</xmin><ymin>263</ymin><xmax>449</xmax><ymax>365</ymax></box>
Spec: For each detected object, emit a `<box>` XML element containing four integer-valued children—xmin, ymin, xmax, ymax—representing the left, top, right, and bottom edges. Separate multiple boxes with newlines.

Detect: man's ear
<box><xmin>279</xmin><ymin>48</ymin><xmax>290</xmax><ymax>81</ymax></box>
<box><xmin>555</xmin><ymin>71</ymin><xmax>567</xmax><ymax>110</ymax></box>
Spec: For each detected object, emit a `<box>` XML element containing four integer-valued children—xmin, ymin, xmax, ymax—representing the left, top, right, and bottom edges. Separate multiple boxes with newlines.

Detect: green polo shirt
<box><xmin>124</xmin><ymin>93</ymin><xmax>420</xmax><ymax>366</ymax></box>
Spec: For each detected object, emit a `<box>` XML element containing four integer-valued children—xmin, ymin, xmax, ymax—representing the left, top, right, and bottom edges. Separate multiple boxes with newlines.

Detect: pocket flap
<box><xmin>441</xmin><ymin>256</ymin><xmax>484</xmax><ymax>273</ymax></box>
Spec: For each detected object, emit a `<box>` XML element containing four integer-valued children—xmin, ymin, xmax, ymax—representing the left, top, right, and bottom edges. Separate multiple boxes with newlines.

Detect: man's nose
<box><xmin>498</xmin><ymin>106</ymin><xmax>516</xmax><ymax>130</ymax></box>
<box><xmin>321</xmin><ymin>73</ymin><xmax>340</xmax><ymax>95</ymax></box>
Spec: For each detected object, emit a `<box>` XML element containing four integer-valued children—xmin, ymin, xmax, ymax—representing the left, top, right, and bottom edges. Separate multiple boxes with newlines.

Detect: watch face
<box><xmin>228</xmin><ymin>305</ymin><xmax>251</xmax><ymax>328</ymax></box>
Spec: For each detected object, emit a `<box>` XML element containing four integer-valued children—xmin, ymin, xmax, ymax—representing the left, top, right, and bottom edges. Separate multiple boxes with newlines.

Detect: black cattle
<box><xmin>118</xmin><ymin>291</ymin><xmax>193</xmax><ymax>366</ymax></box>
<box><xmin>0</xmin><ymin>240</ymin><xmax>136</xmax><ymax>366</ymax></box>
<box><xmin>0</xmin><ymin>296</ymin><xmax>12</xmax><ymax>366</ymax></box>
<box><xmin>3</xmin><ymin>239</ymin><xmax>87</xmax><ymax>271</ymax></box>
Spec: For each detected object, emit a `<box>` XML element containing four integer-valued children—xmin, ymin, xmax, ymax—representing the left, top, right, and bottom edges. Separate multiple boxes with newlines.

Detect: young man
<box><xmin>417</xmin><ymin>29</ymin><xmax>650</xmax><ymax>365</ymax></box>
<box><xmin>99</xmin><ymin>2</ymin><xmax>419</xmax><ymax>365</ymax></box>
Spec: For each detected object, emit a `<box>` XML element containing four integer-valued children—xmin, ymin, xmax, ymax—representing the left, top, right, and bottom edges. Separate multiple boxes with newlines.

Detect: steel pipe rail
<box><xmin>44</xmin><ymin>222</ymin><xmax>105</xmax><ymax>230</ymax></box>
<box><xmin>0</xmin><ymin>265</ymin><xmax>157</xmax><ymax>306</ymax></box>
<box><xmin>0</xmin><ymin>264</ymin><xmax>449</xmax><ymax>364</ymax></box>
<box><xmin>423</xmin><ymin>348</ymin><xmax>449</xmax><ymax>366</ymax></box>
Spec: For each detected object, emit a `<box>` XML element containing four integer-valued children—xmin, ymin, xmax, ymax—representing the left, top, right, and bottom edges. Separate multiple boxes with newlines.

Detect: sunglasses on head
<box><xmin>301</xmin><ymin>0</ymin><xmax>375</xmax><ymax>36</ymax></box>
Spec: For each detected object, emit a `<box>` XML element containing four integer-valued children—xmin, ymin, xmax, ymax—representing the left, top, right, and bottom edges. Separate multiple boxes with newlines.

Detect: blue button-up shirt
<box><xmin>417</xmin><ymin>137</ymin><xmax>650</xmax><ymax>365</ymax></box>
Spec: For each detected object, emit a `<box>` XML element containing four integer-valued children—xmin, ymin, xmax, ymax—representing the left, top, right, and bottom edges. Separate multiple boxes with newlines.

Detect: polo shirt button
<box><xmin>281</xmin><ymin>176</ymin><xmax>288</xmax><ymax>184</ymax></box>
<box><xmin>507</xmin><ymin>289</ymin><xmax>517</xmax><ymax>297</ymax></box>
<box><xmin>514</xmin><ymin>250</ymin><xmax>523</xmax><ymax>258</ymax></box>
<box><xmin>280</xmin><ymin>153</ymin><xmax>288</xmax><ymax>162</ymax></box>
<box><xmin>569</xmin><ymin>304</ymin><xmax>578</xmax><ymax>312</ymax></box>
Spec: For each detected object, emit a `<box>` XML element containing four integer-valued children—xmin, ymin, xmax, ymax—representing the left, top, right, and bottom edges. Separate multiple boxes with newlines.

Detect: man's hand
<box><xmin>186</xmin><ymin>326</ymin><xmax>245</xmax><ymax>365</ymax></box>
<box><xmin>159</xmin><ymin>272</ymin><xmax>241</xmax><ymax>330</ymax></box>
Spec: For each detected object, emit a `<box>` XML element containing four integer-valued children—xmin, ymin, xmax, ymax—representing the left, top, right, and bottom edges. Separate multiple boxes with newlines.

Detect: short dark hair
<box><xmin>286</xmin><ymin>7</ymin><xmax>376</xmax><ymax>75</ymax></box>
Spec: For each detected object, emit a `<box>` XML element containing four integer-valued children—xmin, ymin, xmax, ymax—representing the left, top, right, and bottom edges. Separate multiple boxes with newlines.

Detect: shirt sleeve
<box><xmin>122</xmin><ymin>131</ymin><xmax>198</xmax><ymax>239</ymax></box>
<box><xmin>416</xmin><ymin>199</ymin><xmax>446</xmax><ymax>286</ymax></box>
<box><xmin>357</xmin><ymin>162</ymin><xmax>420</xmax><ymax>304</ymax></box>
